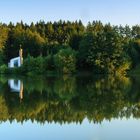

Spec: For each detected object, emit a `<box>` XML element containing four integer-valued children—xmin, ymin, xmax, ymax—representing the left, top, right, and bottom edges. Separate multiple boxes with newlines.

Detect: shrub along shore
<box><xmin>0</xmin><ymin>20</ymin><xmax>140</xmax><ymax>74</ymax></box>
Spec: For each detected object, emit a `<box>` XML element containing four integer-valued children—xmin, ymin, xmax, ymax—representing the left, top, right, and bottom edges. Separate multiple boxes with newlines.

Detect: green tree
<box><xmin>54</xmin><ymin>48</ymin><xmax>76</xmax><ymax>73</ymax></box>
<box><xmin>78</xmin><ymin>24</ymin><xmax>131</xmax><ymax>73</ymax></box>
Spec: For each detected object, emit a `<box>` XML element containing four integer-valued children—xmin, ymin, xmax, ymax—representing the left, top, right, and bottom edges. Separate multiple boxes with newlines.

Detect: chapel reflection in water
<box><xmin>8</xmin><ymin>79</ymin><xmax>23</xmax><ymax>100</ymax></box>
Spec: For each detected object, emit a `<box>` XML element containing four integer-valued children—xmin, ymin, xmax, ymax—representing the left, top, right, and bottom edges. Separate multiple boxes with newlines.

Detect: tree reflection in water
<box><xmin>0</xmin><ymin>75</ymin><xmax>139</xmax><ymax>124</ymax></box>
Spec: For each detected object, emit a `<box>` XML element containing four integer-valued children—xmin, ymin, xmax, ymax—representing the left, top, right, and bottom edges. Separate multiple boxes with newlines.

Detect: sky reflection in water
<box><xmin>0</xmin><ymin>118</ymin><xmax>140</xmax><ymax>140</ymax></box>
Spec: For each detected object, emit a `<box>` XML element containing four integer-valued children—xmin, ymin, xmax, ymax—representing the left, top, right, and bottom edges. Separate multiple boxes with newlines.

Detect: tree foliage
<box><xmin>0</xmin><ymin>20</ymin><xmax>140</xmax><ymax>73</ymax></box>
<box><xmin>54</xmin><ymin>48</ymin><xmax>76</xmax><ymax>73</ymax></box>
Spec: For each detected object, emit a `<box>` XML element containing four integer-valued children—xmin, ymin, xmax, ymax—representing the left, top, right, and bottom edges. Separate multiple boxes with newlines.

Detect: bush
<box><xmin>0</xmin><ymin>65</ymin><xmax>8</xmax><ymax>74</ymax></box>
<box><xmin>54</xmin><ymin>48</ymin><xmax>76</xmax><ymax>73</ymax></box>
<box><xmin>44</xmin><ymin>55</ymin><xmax>55</xmax><ymax>71</ymax></box>
<box><xmin>22</xmin><ymin>55</ymin><xmax>44</xmax><ymax>74</ymax></box>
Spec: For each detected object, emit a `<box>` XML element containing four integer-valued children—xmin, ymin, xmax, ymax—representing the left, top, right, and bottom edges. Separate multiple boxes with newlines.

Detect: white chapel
<box><xmin>8</xmin><ymin>48</ymin><xmax>23</xmax><ymax>68</ymax></box>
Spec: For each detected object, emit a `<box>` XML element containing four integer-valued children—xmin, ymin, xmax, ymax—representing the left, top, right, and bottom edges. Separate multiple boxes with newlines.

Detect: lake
<box><xmin>0</xmin><ymin>74</ymin><xmax>140</xmax><ymax>140</ymax></box>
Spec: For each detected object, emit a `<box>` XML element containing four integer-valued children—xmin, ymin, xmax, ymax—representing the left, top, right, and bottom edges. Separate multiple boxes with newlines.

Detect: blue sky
<box><xmin>0</xmin><ymin>0</ymin><xmax>140</xmax><ymax>26</ymax></box>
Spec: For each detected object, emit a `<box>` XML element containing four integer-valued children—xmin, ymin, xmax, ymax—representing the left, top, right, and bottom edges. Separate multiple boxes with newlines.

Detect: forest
<box><xmin>0</xmin><ymin>20</ymin><xmax>140</xmax><ymax>74</ymax></box>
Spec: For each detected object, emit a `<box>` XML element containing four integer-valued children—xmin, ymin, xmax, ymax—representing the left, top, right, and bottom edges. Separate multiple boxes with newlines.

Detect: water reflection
<box><xmin>0</xmin><ymin>75</ymin><xmax>140</xmax><ymax>124</ymax></box>
<box><xmin>8</xmin><ymin>79</ymin><xmax>23</xmax><ymax>100</ymax></box>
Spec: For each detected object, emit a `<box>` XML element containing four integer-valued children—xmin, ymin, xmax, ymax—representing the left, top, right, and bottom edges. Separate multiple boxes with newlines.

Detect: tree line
<box><xmin>0</xmin><ymin>20</ymin><xmax>140</xmax><ymax>74</ymax></box>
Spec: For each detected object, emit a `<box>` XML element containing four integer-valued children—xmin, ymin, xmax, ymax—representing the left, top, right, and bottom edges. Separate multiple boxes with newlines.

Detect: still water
<box><xmin>0</xmin><ymin>74</ymin><xmax>140</xmax><ymax>140</ymax></box>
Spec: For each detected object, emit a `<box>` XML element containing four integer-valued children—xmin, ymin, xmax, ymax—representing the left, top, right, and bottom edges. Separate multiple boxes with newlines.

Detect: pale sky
<box><xmin>0</xmin><ymin>0</ymin><xmax>140</xmax><ymax>26</ymax></box>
